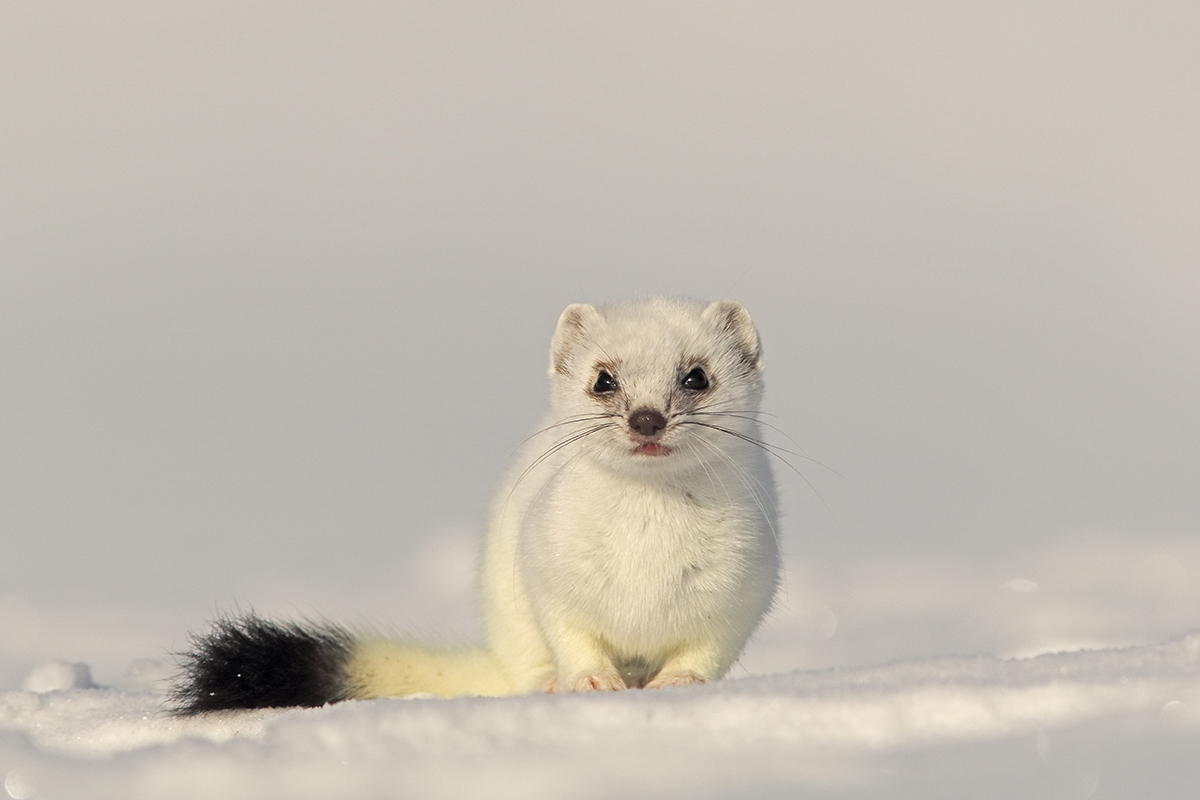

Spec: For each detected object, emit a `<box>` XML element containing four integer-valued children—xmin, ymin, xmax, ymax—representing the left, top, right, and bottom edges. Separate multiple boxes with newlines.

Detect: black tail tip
<box><xmin>171</xmin><ymin>614</ymin><xmax>355</xmax><ymax>715</ymax></box>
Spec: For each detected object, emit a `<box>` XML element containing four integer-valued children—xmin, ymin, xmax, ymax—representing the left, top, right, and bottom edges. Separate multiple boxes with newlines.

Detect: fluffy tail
<box><xmin>171</xmin><ymin>614</ymin><xmax>516</xmax><ymax>715</ymax></box>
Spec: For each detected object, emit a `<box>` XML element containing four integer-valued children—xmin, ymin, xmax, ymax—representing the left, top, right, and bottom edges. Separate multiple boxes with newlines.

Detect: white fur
<box><xmin>351</xmin><ymin>297</ymin><xmax>780</xmax><ymax>697</ymax></box>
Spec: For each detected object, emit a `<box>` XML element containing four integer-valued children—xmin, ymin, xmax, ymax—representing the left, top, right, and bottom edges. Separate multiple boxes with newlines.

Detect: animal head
<box><xmin>546</xmin><ymin>297</ymin><xmax>765</xmax><ymax>474</ymax></box>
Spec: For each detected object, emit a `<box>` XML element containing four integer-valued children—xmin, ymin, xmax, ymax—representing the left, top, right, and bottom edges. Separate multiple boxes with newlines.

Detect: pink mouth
<box><xmin>634</xmin><ymin>442</ymin><xmax>670</xmax><ymax>456</ymax></box>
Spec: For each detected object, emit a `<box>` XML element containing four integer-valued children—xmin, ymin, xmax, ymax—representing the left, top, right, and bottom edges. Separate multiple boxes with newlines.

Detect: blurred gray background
<box><xmin>2</xmin><ymin>2</ymin><xmax>1198</xmax><ymax>687</ymax></box>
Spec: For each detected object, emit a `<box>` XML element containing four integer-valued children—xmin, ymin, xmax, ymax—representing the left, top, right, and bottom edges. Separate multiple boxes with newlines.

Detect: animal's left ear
<box><xmin>550</xmin><ymin>303</ymin><xmax>604</xmax><ymax>375</ymax></box>
<box><xmin>702</xmin><ymin>300</ymin><xmax>762</xmax><ymax>369</ymax></box>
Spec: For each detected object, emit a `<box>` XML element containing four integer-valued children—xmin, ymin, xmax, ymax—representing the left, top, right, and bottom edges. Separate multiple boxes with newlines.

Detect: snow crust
<box><xmin>5</xmin><ymin>542</ymin><xmax>1200</xmax><ymax>797</ymax></box>
<box><xmin>3</xmin><ymin>635</ymin><xmax>1200</xmax><ymax>799</ymax></box>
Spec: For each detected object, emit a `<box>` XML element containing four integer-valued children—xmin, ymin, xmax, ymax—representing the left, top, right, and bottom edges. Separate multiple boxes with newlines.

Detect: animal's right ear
<box><xmin>550</xmin><ymin>303</ymin><xmax>603</xmax><ymax>375</ymax></box>
<box><xmin>702</xmin><ymin>300</ymin><xmax>762</xmax><ymax>369</ymax></box>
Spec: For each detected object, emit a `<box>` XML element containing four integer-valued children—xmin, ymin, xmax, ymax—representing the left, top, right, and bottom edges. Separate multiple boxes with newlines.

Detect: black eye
<box><xmin>593</xmin><ymin>370</ymin><xmax>618</xmax><ymax>394</ymax></box>
<box><xmin>681</xmin><ymin>367</ymin><xmax>709</xmax><ymax>391</ymax></box>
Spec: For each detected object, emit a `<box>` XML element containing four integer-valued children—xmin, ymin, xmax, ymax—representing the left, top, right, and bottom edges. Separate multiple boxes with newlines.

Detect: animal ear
<box><xmin>702</xmin><ymin>300</ymin><xmax>762</xmax><ymax>369</ymax></box>
<box><xmin>550</xmin><ymin>303</ymin><xmax>603</xmax><ymax>375</ymax></box>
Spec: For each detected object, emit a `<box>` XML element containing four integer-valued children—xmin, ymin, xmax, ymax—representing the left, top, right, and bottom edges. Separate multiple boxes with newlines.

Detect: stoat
<box><xmin>173</xmin><ymin>297</ymin><xmax>780</xmax><ymax>712</ymax></box>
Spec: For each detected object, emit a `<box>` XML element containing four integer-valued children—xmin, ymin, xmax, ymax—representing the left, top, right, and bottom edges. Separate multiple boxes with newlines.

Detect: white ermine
<box><xmin>174</xmin><ymin>297</ymin><xmax>780</xmax><ymax>712</ymax></box>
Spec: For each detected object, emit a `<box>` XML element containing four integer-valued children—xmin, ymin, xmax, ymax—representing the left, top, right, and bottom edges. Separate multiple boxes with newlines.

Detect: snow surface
<box><xmin>6</xmin><ymin>540</ymin><xmax>1200</xmax><ymax>798</ymax></box>
<box><xmin>3</xmin><ymin>631</ymin><xmax>1200</xmax><ymax>798</ymax></box>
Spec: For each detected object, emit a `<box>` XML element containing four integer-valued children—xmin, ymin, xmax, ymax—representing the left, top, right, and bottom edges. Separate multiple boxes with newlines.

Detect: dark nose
<box><xmin>628</xmin><ymin>408</ymin><xmax>667</xmax><ymax>438</ymax></box>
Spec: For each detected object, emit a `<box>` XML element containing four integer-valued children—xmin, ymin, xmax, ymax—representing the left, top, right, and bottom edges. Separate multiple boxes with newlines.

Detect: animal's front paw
<box><xmin>645</xmin><ymin>671</ymin><xmax>706</xmax><ymax>689</ymax></box>
<box><xmin>555</xmin><ymin>670</ymin><xmax>625</xmax><ymax>693</ymax></box>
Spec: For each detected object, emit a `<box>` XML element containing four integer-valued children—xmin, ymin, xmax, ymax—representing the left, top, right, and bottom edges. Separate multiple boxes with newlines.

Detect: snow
<box><xmin>4</xmin><ymin>587</ymin><xmax>1200</xmax><ymax>799</ymax></box>
<box><xmin>3</xmin><ymin>636</ymin><xmax>1200</xmax><ymax>799</ymax></box>
<box><xmin>6</xmin><ymin>537</ymin><xmax>1200</xmax><ymax>797</ymax></box>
